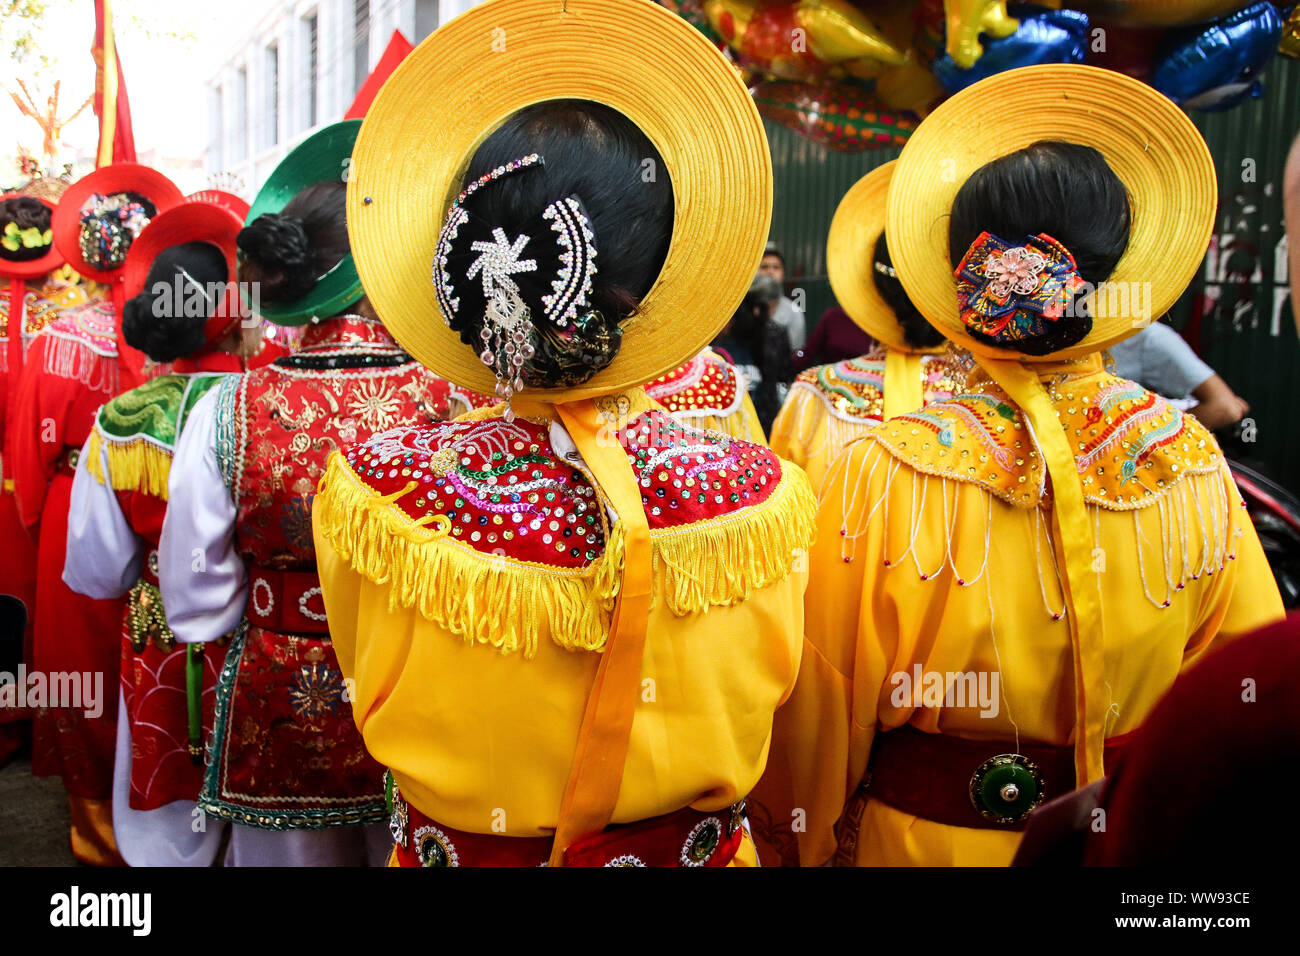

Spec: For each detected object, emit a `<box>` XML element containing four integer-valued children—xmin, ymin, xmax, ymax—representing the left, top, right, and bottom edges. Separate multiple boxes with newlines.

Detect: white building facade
<box><xmin>206</xmin><ymin>0</ymin><xmax>482</xmax><ymax>193</ymax></box>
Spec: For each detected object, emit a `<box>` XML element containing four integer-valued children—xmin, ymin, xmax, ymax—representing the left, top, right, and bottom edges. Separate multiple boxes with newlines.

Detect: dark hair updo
<box><xmin>872</xmin><ymin>231</ymin><xmax>943</xmax><ymax>350</ymax></box>
<box><xmin>237</xmin><ymin>180</ymin><xmax>349</xmax><ymax>304</ymax></box>
<box><xmin>0</xmin><ymin>197</ymin><xmax>54</xmax><ymax>262</ymax></box>
<box><xmin>948</xmin><ymin>141</ymin><xmax>1131</xmax><ymax>355</ymax></box>
<box><xmin>445</xmin><ymin>99</ymin><xmax>674</xmax><ymax>388</ymax></box>
<box><xmin>121</xmin><ymin>241</ymin><xmax>230</xmax><ymax>362</ymax></box>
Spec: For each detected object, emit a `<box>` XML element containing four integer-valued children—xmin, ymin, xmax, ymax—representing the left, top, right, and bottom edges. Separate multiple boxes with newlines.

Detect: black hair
<box><xmin>947</xmin><ymin>140</ymin><xmax>1131</xmax><ymax>355</ymax></box>
<box><xmin>0</xmin><ymin>196</ymin><xmax>52</xmax><ymax>262</ymax></box>
<box><xmin>121</xmin><ymin>241</ymin><xmax>229</xmax><ymax>362</ymax></box>
<box><xmin>763</xmin><ymin>243</ymin><xmax>784</xmax><ymax>266</ymax></box>
<box><xmin>447</xmin><ymin>99</ymin><xmax>673</xmax><ymax>388</ymax></box>
<box><xmin>237</xmin><ymin>180</ymin><xmax>348</xmax><ymax>304</ymax></box>
<box><xmin>872</xmin><ymin>231</ymin><xmax>943</xmax><ymax>350</ymax></box>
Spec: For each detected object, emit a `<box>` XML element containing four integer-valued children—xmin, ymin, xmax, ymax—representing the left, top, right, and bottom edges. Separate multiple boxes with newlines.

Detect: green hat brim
<box><xmin>243</xmin><ymin>120</ymin><xmax>365</xmax><ymax>326</ymax></box>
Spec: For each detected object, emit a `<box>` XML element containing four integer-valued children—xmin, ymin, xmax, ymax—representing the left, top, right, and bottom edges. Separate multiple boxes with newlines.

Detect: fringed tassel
<box><xmin>316</xmin><ymin>452</ymin><xmax>817</xmax><ymax>657</ymax></box>
<box><xmin>86</xmin><ymin>429</ymin><xmax>173</xmax><ymax>498</ymax></box>
<box><xmin>647</xmin><ymin>462</ymin><xmax>817</xmax><ymax>615</ymax></box>
<box><xmin>315</xmin><ymin>455</ymin><xmax>619</xmax><ymax>658</ymax></box>
<box><xmin>43</xmin><ymin>333</ymin><xmax>119</xmax><ymax>395</ymax></box>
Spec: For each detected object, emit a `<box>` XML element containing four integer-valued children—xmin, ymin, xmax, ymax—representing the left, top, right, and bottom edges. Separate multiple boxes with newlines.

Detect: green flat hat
<box><xmin>244</xmin><ymin>120</ymin><xmax>364</xmax><ymax>326</ymax></box>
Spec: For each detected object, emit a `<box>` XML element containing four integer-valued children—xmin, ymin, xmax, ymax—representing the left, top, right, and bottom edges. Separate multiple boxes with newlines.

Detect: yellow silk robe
<box><xmin>750</xmin><ymin>360</ymin><xmax>1286</xmax><ymax>867</ymax></box>
<box><xmin>771</xmin><ymin>347</ymin><xmax>966</xmax><ymax>493</ymax></box>
<box><xmin>313</xmin><ymin>387</ymin><xmax>815</xmax><ymax>863</ymax></box>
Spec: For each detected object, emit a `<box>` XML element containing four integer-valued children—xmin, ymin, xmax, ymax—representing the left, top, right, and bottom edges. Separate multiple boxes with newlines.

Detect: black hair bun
<box><xmin>121</xmin><ymin>241</ymin><xmax>227</xmax><ymax>363</ymax></box>
<box><xmin>237</xmin><ymin>213</ymin><xmax>315</xmax><ymax>303</ymax></box>
<box><xmin>872</xmin><ymin>232</ymin><xmax>944</xmax><ymax>351</ymax></box>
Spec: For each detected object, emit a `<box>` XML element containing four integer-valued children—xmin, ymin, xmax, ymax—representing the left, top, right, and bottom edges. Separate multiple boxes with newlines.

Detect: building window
<box><xmin>302</xmin><ymin>11</ymin><xmax>318</xmax><ymax>131</ymax></box>
<box><xmin>262</xmin><ymin>43</ymin><xmax>279</xmax><ymax>150</ymax></box>
<box><xmin>208</xmin><ymin>85</ymin><xmax>224</xmax><ymax>172</ymax></box>
<box><xmin>232</xmin><ymin>66</ymin><xmax>248</xmax><ymax>163</ymax></box>
<box><xmin>354</xmin><ymin>0</ymin><xmax>370</xmax><ymax>94</ymax></box>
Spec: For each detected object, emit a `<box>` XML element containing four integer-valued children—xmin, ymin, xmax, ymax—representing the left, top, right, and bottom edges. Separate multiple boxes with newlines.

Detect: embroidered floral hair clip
<box><xmin>954</xmin><ymin>231</ymin><xmax>1086</xmax><ymax>346</ymax></box>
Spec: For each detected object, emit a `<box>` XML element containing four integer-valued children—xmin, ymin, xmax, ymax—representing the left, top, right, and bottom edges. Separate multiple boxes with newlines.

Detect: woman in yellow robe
<box><xmin>749</xmin><ymin>64</ymin><xmax>1286</xmax><ymax>867</ymax></box>
<box><xmin>770</xmin><ymin>162</ymin><xmax>965</xmax><ymax>493</ymax></box>
<box><xmin>312</xmin><ymin>0</ymin><xmax>814</xmax><ymax>867</ymax></box>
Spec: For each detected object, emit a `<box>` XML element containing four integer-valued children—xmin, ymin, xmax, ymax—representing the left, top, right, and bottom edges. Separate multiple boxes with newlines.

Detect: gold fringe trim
<box><xmin>85</xmin><ymin>429</ymin><xmax>173</xmax><ymax>499</ymax></box>
<box><xmin>314</xmin><ymin>451</ymin><xmax>817</xmax><ymax>658</ymax></box>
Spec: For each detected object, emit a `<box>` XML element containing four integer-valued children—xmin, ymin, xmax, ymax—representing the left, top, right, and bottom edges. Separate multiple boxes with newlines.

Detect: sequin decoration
<box><xmin>540</xmin><ymin>196</ymin><xmax>596</xmax><ymax>327</ymax></box>
<box><xmin>871</xmin><ymin>367</ymin><xmax>1223</xmax><ymax>509</ymax></box>
<box><xmin>955</xmin><ymin>231</ymin><xmax>1086</xmax><ymax>345</ymax></box>
<box><xmin>346</xmin><ymin>408</ymin><xmax>787</xmax><ymax>568</ymax></box>
<box><xmin>77</xmin><ymin>192</ymin><xmax>153</xmax><ymax>271</ymax></box>
<box><xmin>647</xmin><ymin>350</ymin><xmax>742</xmax><ymax>417</ymax></box>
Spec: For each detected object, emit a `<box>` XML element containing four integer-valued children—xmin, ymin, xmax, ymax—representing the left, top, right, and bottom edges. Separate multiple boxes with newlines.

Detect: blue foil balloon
<box><xmin>1151</xmin><ymin>2</ymin><xmax>1282</xmax><ymax>112</ymax></box>
<box><xmin>933</xmin><ymin>6</ymin><xmax>1090</xmax><ymax>96</ymax></box>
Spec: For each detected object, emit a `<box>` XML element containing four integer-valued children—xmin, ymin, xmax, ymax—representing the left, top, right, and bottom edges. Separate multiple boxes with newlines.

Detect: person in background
<box><xmin>712</xmin><ymin>273</ymin><xmax>793</xmax><ymax>432</ymax></box>
<box><xmin>759</xmin><ymin>241</ymin><xmax>806</xmax><ymax>353</ymax></box>
<box><xmin>64</xmin><ymin>200</ymin><xmax>251</xmax><ymax>867</ymax></box>
<box><xmin>750</xmin><ymin>68</ymin><xmax>1284</xmax><ymax>868</ymax></box>
<box><xmin>795</xmin><ymin>303</ymin><xmax>876</xmax><ymax>371</ymax></box>
<box><xmin>1107</xmin><ymin>319</ymin><xmax>1249</xmax><ymax>430</ymax></box>
<box><xmin>159</xmin><ymin>123</ymin><xmax>453</xmax><ymax>866</ymax></box>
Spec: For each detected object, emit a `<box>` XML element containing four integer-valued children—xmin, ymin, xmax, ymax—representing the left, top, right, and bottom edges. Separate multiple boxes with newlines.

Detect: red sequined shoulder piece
<box><xmin>615</xmin><ymin>409</ymin><xmax>784</xmax><ymax>529</ymax></box>
<box><xmin>344</xmin><ymin>417</ymin><xmax>606</xmax><ymax>568</ymax></box>
<box><xmin>644</xmin><ymin>350</ymin><xmax>742</xmax><ymax>417</ymax></box>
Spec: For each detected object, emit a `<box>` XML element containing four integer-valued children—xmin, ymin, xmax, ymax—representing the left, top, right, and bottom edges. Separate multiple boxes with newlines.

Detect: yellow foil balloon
<box><xmin>796</xmin><ymin>0</ymin><xmax>908</xmax><ymax>67</ymax></box>
<box><xmin>945</xmin><ymin>0</ymin><xmax>1019</xmax><ymax>70</ymax></box>
<box><xmin>1281</xmin><ymin>4</ymin><xmax>1300</xmax><ymax>59</ymax></box>
<box><xmin>1072</xmin><ymin>1</ymin><xmax>1253</xmax><ymax>27</ymax></box>
<box><xmin>874</xmin><ymin>55</ymin><xmax>946</xmax><ymax>115</ymax></box>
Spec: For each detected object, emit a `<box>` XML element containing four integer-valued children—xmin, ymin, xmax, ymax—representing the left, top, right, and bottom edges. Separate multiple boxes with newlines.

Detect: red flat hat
<box><xmin>0</xmin><ymin>192</ymin><xmax>63</xmax><ymax>280</ymax></box>
<box><xmin>52</xmin><ymin>163</ymin><xmax>183</xmax><ymax>282</ymax></box>
<box><xmin>122</xmin><ymin>200</ymin><xmax>245</xmax><ymax>348</ymax></box>
<box><xmin>185</xmin><ymin>189</ymin><xmax>251</xmax><ymax>221</ymax></box>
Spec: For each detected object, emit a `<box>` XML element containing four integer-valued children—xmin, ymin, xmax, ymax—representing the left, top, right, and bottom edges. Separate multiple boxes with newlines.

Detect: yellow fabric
<box><xmin>769</xmin><ymin>381</ymin><xmax>859</xmax><ymax>495</ymax></box>
<box><xmin>548</xmin><ymin>398</ymin><xmax>655</xmax><ymax>864</ymax></box>
<box><xmin>881</xmin><ymin>349</ymin><xmax>923</xmax><ymax>421</ymax></box>
<box><xmin>980</xmin><ymin>356</ymin><xmax>1105</xmax><ymax>784</ymax></box>
<box><xmin>313</xmin><ymin>392</ymin><xmax>815</xmax><ymax>840</ymax></box>
<box><xmin>750</xmin><ymin>388</ymin><xmax>1285</xmax><ymax>867</ymax></box>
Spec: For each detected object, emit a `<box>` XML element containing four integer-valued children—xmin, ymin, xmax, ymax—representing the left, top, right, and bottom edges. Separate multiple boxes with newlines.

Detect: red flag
<box><xmin>345</xmin><ymin>30</ymin><xmax>414</xmax><ymax>120</ymax></box>
<box><xmin>93</xmin><ymin>0</ymin><xmax>137</xmax><ymax>167</ymax></box>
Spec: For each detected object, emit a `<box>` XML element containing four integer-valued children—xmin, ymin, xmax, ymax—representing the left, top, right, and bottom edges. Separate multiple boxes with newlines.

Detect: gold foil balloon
<box><xmin>1281</xmin><ymin>3</ymin><xmax>1300</xmax><ymax>59</ymax></box>
<box><xmin>1072</xmin><ymin>1</ymin><xmax>1253</xmax><ymax>27</ymax></box>
<box><xmin>705</xmin><ymin>0</ymin><xmax>906</xmax><ymax>80</ymax></box>
<box><xmin>944</xmin><ymin>0</ymin><xmax>1020</xmax><ymax>69</ymax></box>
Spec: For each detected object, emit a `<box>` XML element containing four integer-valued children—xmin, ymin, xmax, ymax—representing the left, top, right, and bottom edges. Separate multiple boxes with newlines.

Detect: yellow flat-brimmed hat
<box><xmin>827</xmin><ymin>160</ymin><xmax>941</xmax><ymax>354</ymax></box>
<box><xmin>886</xmin><ymin>63</ymin><xmax>1216</xmax><ymax>361</ymax></box>
<box><xmin>346</xmin><ymin>0</ymin><xmax>773</xmax><ymax>399</ymax></box>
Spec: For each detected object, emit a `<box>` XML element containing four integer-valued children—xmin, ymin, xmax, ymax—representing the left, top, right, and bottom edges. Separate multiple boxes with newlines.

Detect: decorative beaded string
<box><xmin>452</xmin><ymin>153</ymin><xmax>543</xmax><ymax>209</ymax></box>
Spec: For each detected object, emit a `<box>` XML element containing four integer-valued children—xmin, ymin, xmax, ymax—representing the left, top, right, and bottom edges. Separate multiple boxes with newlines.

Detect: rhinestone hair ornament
<box><xmin>432</xmin><ymin>153</ymin><xmax>600</xmax><ymax>421</ymax></box>
<box><xmin>954</xmin><ymin>231</ymin><xmax>1087</xmax><ymax>347</ymax></box>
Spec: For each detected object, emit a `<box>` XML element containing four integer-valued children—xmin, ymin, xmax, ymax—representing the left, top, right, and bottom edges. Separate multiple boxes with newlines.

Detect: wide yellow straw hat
<box><xmin>826</xmin><ymin>160</ymin><xmax>930</xmax><ymax>353</ymax></box>
<box><xmin>886</xmin><ymin>63</ymin><xmax>1217</xmax><ymax>362</ymax></box>
<box><xmin>346</xmin><ymin>0</ymin><xmax>773</xmax><ymax>399</ymax></box>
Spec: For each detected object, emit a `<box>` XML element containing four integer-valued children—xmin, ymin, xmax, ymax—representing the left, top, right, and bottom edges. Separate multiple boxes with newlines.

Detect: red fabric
<box><xmin>30</xmin><ymin>474</ymin><xmax>122</xmax><ymax>796</ymax></box>
<box><xmin>11</xmin><ymin>330</ymin><xmax>124</xmax><ymax>796</ymax></box>
<box><xmin>120</xmin><ymin>632</ymin><xmax>220</xmax><ymax>811</ymax></box>
<box><xmin>208</xmin><ymin>317</ymin><xmax>451</xmax><ymax>817</ymax></box>
<box><xmin>93</xmin><ymin>0</ymin><xmax>137</xmax><ymax>165</ymax></box>
<box><xmin>245</xmin><ymin>568</ymin><xmax>329</xmax><ymax>635</ymax></box>
<box><xmin>346</xmin><ymin>409</ymin><xmax>785</xmax><ymax>569</ymax></box>
<box><xmin>345</xmin><ymin>30</ymin><xmax>414</xmax><ymax>120</ymax></box>
<box><xmin>393</xmin><ymin>791</ymin><xmax>743</xmax><ymax>867</ymax></box>
<box><xmin>1081</xmin><ymin>614</ymin><xmax>1300</xmax><ymax>866</ymax></box>
<box><xmin>0</xmin><ymin>491</ymin><xmax>36</xmax><ymax>726</ymax></box>
<box><xmin>645</xmin><ymin>350</ymin><xmax>740</xmax><ymax>412</ymax></box>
